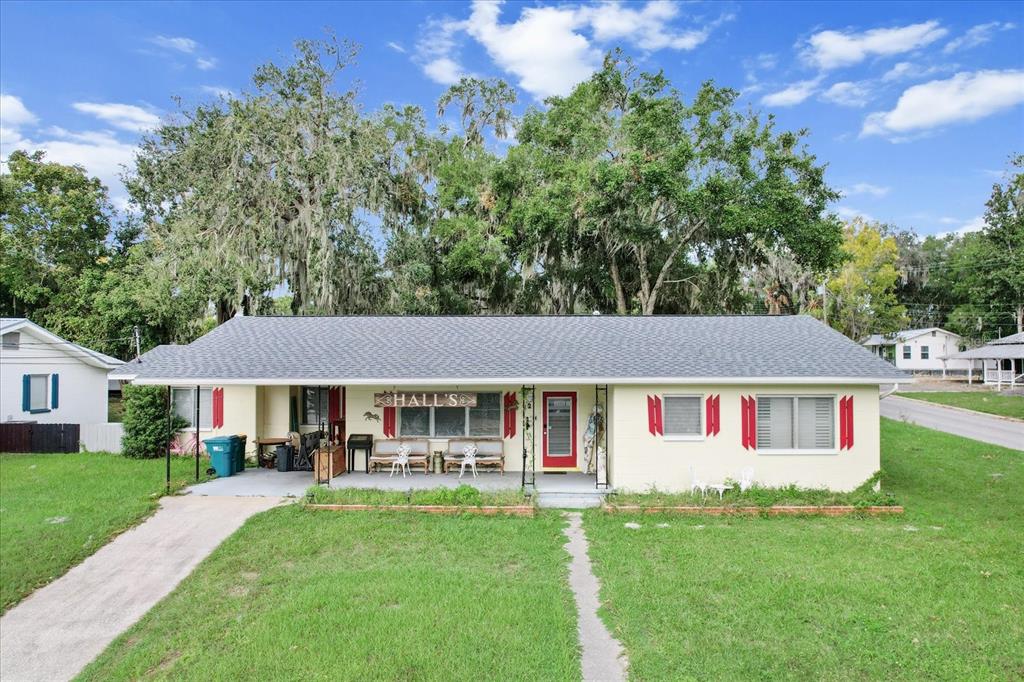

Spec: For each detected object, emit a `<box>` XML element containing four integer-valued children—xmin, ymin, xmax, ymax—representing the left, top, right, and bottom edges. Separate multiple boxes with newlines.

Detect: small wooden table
<box><xmin>256</xmin><ymin>437</ymin><xmax>289</xmax><ymax>468</ymax></box>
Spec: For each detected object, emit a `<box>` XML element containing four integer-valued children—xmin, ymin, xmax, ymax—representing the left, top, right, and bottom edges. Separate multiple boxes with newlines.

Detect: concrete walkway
<box><xmin>563</xmin><ymin>512</ymin><xmax>628</xmax><ymax>682</ymax></box>
<box><xmin>881</xmin><ymin>395</ymin><xmax>1024</xmax><ymax>450</ymax></box>
<box><xmin>0</xmin><ymin>495</ymin><xmax>282</xmax><ymax>682</ymax></box>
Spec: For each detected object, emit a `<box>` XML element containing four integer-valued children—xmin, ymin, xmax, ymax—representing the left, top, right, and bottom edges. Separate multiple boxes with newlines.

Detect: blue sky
<box><xmin>2</xmin><ymin>0</ymin><xmax>1022</xmax><ymax>236</ymax></box>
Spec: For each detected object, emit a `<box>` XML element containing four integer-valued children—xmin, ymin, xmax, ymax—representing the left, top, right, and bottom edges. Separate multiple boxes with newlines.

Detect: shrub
<box><xmin>121</xmin><ymin>384</ymin><xmax>187</xmax><ymax>459</ymax></box>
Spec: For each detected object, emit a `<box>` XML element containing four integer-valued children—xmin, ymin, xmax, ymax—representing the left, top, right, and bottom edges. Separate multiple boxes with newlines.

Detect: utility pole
<box><xmin>133</xmin><ymin>325</ymin><xmax>142</xmax><ymax>361</ymax></box>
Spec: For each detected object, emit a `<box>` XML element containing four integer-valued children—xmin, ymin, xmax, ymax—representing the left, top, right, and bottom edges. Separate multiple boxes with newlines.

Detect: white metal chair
<box><xmin>738</xmin><ymin>467</ymin><xmax>755</xmax><ymax>492</ymax></box>
<box><xmin>689</xmin><ymin>465</ymin><xmax>707</xmax><ymax>497</ymax></box>
<box><xmin>390</xmin><ymin>444</ymin><xmax>411</xmax><ymax>478</ymax></box>
<box><xmin>459</xmin><ymin>444</ymin><xmax>479</xmax><ymax>479</ymax></box>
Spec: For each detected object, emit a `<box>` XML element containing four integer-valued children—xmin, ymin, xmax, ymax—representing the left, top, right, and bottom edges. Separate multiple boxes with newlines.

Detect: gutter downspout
<box><xmin>880</xmin><ymin>383</ymin><xmax>899</xmax><ymax>400</ymax></box>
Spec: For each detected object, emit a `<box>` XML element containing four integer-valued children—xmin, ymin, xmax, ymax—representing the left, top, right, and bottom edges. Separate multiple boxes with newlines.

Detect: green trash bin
<box><xmin>234</xmin><ymin>435</ymin><xmax>247</xmax><ymax>473</ymax></box>
<box><xmin>203</xmin><ymin>437</ymin><xmax>234</xmax><ymax>478</ymax></box>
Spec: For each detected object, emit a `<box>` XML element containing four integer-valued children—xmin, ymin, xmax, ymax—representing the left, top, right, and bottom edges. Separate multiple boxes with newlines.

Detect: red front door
<box><xmin>542</xmin><ymin>392</ymin><xmax>577</xmax><ymax>469</ymax></box>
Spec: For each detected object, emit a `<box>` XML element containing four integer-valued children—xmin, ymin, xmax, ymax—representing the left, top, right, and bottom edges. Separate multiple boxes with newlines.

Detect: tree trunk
<box><xmin>608</xmin><ymin>255</ymin><xmax>628</xmax><ymax>314</ymax></box>
<box><xmin>216</xmin><ymin>298</ymin><xmax>235</xmax><ymax>324</ymax></box>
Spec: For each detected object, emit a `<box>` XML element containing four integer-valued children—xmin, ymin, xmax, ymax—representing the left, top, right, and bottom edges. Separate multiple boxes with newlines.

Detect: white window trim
<box><xmin>755</xmin><ymin>394</ymin><xmax>838</xmax><ymax>456</ymax></box>
<box><xmin>398</xmin><ymin>393</ymin><xmax>503</xmax><ymax>439</ymax></box>
<box><xmin>661</xmin><ymin>393</ymin><xmax>705</xmax><ymax>442</ymax></box>
<box><xmin>28</xmin><ymin>374</ymin><xmax>50</xmax><ymax>413</ymax></box>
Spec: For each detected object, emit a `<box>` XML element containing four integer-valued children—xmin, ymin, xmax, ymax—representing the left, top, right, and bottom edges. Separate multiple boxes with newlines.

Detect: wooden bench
<box><xmin>368</xmin><ymin>438</ymin><xmax>430</xmax><ymax>474</ymax></box>
<box><xmin>443</xmin><ymin>438</ymin><xmax>505</xmax><ymax>474</ymax></box>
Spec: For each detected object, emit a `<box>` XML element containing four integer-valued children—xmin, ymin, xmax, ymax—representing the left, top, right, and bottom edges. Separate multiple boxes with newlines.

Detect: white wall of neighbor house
<box><xmin>609</xmin><ymin>384</ymin><xmax>881</xmax><ymax>493</ymax></box>
<box><xmin>1</xmin><ymin>334</ymin><xmax>110</xmax><ymax>424</ymax></box>
<box><xmin>895</xmin><ymin>331</ymin><xmax>969</xmax><ymax>372</ymax></box>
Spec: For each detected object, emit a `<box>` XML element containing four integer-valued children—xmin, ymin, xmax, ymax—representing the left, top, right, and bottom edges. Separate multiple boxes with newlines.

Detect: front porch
<box><xmin>183</xmin><ymin>467</ymin><xmax>608</xmax><ymax>507</ymax></box>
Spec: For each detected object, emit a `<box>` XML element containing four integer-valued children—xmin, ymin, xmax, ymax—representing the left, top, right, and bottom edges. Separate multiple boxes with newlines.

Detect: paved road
<box><xmin>881</xmin><ymin>395</ymin><xmax>1024</xmax><ymax>450</ymax></box>
<box><xmin>0</xmin><ymin>495</ymin><xmax>282</xmax><ymax>682</ymax></box>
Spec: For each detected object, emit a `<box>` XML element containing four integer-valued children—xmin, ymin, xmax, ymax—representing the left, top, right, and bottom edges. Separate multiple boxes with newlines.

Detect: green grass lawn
<box><xmin>78</xmin><ymin>507</ymin><xmax>580</xmax><ymax>681</ymax></box>
<box><xmin>896</xmin><ymin>391</ymin><xmax>1024</xmax><ymax>419</ymax></box>
<box><xmin>583</xmin><ymin>419</ymin><xmax>1023</xmax><ymax>680</ymax></box>
<box><xmin>0</xmin><ymin>452</ymin><xmax>209</xmax><ymax>613</ymax></box>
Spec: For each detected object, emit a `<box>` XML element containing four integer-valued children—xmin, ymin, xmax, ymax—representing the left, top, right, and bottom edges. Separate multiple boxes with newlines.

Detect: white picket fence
<box><xmin>80</xmin><ymin>422</ymin><xmax>124</xmax><ymax>453</ymax></box>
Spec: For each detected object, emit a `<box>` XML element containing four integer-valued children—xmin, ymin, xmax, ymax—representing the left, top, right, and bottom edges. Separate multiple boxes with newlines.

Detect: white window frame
<box><xmin>902</xmin><ymin>345</ymin><xmax>911</xmax><ymax>360</ymax></box>
<box><xmin>302</xmin><ymin>386</ymin><xmax>330</xmax><ymax>426</ymax></box>
<box><xmin>171</xmin><ymin>387</ymin><xmax>214</xmax><ymax>432</ymax></box>
<box><xmin>920</xmin><ymin>345</ymin><xmax>929</xmax><ymax>360</ymax></box>
<box><xmin>755</xmin><ymin>394</ymin><xmax>838</xmax><ymax>456</ymax></box>
<box><xmin>28</xmin><ymin>374</ymin><xmax>49</xmax><ymax>413</ymax></box>
<box><xmin>661</xmin><ymin>393</ymin><xmax>705</xmax><ymax>442</ymax></box>
<box><xmin>398</xmin><ymin>392</ymin><xmax>503</xmax><ymax>438</ymax></box>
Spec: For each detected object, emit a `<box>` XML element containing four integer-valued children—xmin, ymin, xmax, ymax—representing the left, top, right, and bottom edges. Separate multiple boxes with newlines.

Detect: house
<box><xmin>862</xmin><ymin>327</ymin><xmax>970</xmax><ymax>375</ymax></box>
<box><xmin>112</xmin><ymin>315</ymin><xmax>908</xmax><ymax>493</ymax></box>
<box><xmin>949</xmin><ymin>332</ymin><xmax>1024</xmax><ymax>389</ymax></box>
<box><xmin>1</xmin><ymin>318</ymin><xmax>124</xmax><ymax>424</ymax></box>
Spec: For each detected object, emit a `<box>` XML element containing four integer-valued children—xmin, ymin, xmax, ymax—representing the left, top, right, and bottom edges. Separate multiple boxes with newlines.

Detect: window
<box><xmin>2</xmin><ymin>332</ymin><xmax>19</xmax><ymax>350</ymax></box>
<box><xmin>662</xmin><ymin>395</ymin><xmax>702</xmax><ymax>437</ymax></box>
<box><xmin>399</xmin><ymin>392</ymin><xmax>502</xmax><ymax>438</ymax></box>
<box><xmin>302</xmin><ymin>387</ymin><xmax>330</xmax><ymax>425</ymax></box>
<box><xmin>756</xmin><ymin>396</ymin><xmax>834</xmax><ymax>452</ymax></box>
<box><xmin>902</xmin><ymin>345</ymin><xmax>911</xmax><ymax>360</ymax></box>
<box><xmin>920</xmin><ymin>346</ymin><xmax>929</xmax><ymax>360</ymax></box>
<box><xmin>29</xmin><ymin>374</ymin><xmax>48</xmax><ymax>411</ymax></box>
<box><xmin>172</xmin><ymin>387</ymin><xmax>213</xmax><ymax>429</ymax></box>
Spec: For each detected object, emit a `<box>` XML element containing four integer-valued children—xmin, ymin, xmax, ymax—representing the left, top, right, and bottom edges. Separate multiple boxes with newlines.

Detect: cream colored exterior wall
<box><xmin>189</xmin><ymin>385</ymin><xmax>258</xmax><ymax>457</ymax></box>
<box><xmin>609</xmin><ymin>384</ymin><xmax>880</xmax><ymax>493</ymax></box>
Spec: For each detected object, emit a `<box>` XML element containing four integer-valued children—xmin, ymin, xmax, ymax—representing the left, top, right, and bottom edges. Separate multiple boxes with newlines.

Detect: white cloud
<box><xmin>584</xmin><ymin>0</ymin><xmax>729</xmax><ymax>51</ymax></box>
<box><xmin>835</xmin><ymin>205</ymin><xmax>875</xmax><ymax>222</ymax></box>
<box><xmin>2</xmin><ymin>127</ymin><xmax>136</xmax><ymax>196</ymax></box>
<box><xmin>881</xmin><ymin>61</ymin><xmax>948</xmax><ymax>82</ymax></box>
<box><xmin>196</xmin><ymin>57</ymin><xmax>218</xmax><ymax>70</ymax></box>
<box><xmin>862</xmin><ymin>69</ymin><xmax>1024</xmax><ymax>138</ymax></box>
<box><xmin>201</xmin><ymin>85</ymin><xmax>234</xmax><ymax>99</ymax></box>
<box><xmin>464</xmin><ymin>1</ymin><xmax>600</xmax><ymax>99</ymax></box>
<box><xmin>414</xmin><ymin>0</ymin><xmax>731</xmax><ymax>99</ymax></box>
<box><xmin>386</xmin><ymin>41</ymin><xmax>406</xmax><ymax>54</ymax></box>
<box><xmin>842</xmin><ymin>182</ymin><xmax>890</xmax><ymax>198</ymax></box>
<box><xmin>1</xmin><ymin>93</ymin><xmax>38</xmax><ymax>127</ymax></box>
<box><xmin>938</xmin><ymin>214</ymin><xmax>986</xmax><ymax>237</ymax></box>
<box><xmin>423</xmin><ymin>58</ymin><xmax>465</xmax><ymax>85</ymax></box>
<box><xmin>801</xmin><ymin>21</ymin><xmax>948</xmax><ymax>70</ymax></box>
<box><xmin>760</xmin><ymin>77</ymin><xmax>822</xmax><ymax>107</ymax></box>
<box><xmin>943</xmin><ymin>21</ymin><xmax>1015</xmax><ymax>54</ymax></box>
<box><xmin>150</xmin><ymin>35</ymin><xmax>198</xmax><ymax>54</ymax></box>
<box><xmin>821</xmin><ymin>81</ymin><xmax>873</xmax><ymax>107</ymax></box>
<box><xmin>73</xmin><ymin>102</ymin><xmax>161</xmax><ymax>133</ymax></box>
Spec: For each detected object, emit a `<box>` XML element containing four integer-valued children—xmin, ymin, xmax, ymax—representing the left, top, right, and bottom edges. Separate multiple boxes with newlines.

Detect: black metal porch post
<box><xmin>194</xmin><ymin>385</ymin><xmax>200</xmax><ymax>481</ymax></box>
<box><xmin>165</xmin><ymin>386</ymin><xmax>171</xmax><ymax>494</ymax></box>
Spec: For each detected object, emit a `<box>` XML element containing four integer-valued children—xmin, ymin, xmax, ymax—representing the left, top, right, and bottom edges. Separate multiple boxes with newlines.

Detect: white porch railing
<box><xmin>80</xmin><ymin>422</ymin><xmax>124</xmax><ymax>453</ymax></box>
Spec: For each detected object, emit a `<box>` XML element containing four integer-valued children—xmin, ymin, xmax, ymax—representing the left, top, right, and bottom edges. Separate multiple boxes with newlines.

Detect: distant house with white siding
<box><xmin>862</xmin><ymin>327</ymin><xmax>970</xmax><ymax>375</ymax></box>
<box><xmin>1</xmin><ymin>318</ymin><xmax>123</xmax><ymax>424</ymax></box>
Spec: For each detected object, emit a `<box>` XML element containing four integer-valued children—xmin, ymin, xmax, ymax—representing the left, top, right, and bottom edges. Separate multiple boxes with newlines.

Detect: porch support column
<box><xmin>195</xmin><ymin>385</ymin><xmax>201</xmax><ymax>481</ymax></box>
<box><xmin>165</xmin><ymin>386</ymin><xmax>172</xmax><ymax>494</ymax></box>
<box><xmin>595</xmin><ymin>384</ymin><xmax>610</xmax><ymax>490</ymax></box>
<box><xmin>520</xmin><ymin>385</ymin><xmax>536</xmax><ymax>490</ymax></box>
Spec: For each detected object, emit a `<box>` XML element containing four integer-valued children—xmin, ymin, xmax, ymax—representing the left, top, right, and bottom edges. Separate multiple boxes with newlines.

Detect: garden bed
<box><xmin>604</xmin><ymin>503</ymin><xmax>903</xmax><ymax>516</ymax></box>
<box><xmin>304</xmin><ymin>484</ymin><xmax>534</xmax><ymax>515</ymax></box>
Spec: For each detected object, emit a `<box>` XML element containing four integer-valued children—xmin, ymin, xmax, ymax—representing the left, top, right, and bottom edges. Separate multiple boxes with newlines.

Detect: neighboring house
<box><xmin>862</xmin><ymin>327</ymin><xmax>970</xmax><ymax>374</ymax></box>
<box><xmin>949</xmin><ymin>332</ymin><xmax>1024</xmax><ymax>388</ymax></box>
<box><xmin>1</xmin><ymin>318</ymin><xmax>123</xmax><ymax>424</ymax></box>
<box><xmin>113</xmin><ymin>315</ymin><xmax>908</xmax><ymax>493</ymax></box>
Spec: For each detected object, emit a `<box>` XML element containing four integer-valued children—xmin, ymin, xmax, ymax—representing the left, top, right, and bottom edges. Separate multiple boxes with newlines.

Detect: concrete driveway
<box><xmin>0</xmin><ymin>495</ymin><xmax>282</xmax><ymax>682</ymax></box>
<box><xmin>881</xmin><ymin>395</ymin><xmax>1024</xmax><ymax>450</ymax></box>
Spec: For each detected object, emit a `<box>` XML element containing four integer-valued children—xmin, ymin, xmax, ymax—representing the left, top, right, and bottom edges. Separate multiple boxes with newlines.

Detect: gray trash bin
<box><xmin>276</xmin><ymin>444</ymin><xmax>293</xmax><ymax>472</ymax></box>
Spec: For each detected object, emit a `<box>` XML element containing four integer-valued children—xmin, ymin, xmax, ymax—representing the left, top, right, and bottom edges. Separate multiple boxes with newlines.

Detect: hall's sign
<box><xmin>374</xmin><ymin>392</ymin><xmax>477</xmax><ymax>408</ymax></box>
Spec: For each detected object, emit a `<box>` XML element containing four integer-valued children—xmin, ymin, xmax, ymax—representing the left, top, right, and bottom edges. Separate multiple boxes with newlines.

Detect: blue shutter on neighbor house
<box><xmin>51</xmin><ymin>374</ymin><xmax>59</xmax><ymax>409</ymax></box>
<box><xmin>22</xmin><ymin>375</ymin><xmax>31</xmax><ymax>411</ymax></box>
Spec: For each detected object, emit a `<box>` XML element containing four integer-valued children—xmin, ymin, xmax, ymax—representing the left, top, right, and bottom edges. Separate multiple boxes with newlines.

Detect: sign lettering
<box><xmin>374</xmin><ymin>392</ymin><xmax>477</xmax><ymax>408</ymax></box>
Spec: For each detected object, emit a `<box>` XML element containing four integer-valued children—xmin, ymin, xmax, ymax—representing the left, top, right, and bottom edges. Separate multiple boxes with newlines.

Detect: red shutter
<box><xmin>706</xmin><ymin>395</ymin><xmax>714</xmax><ymax>436</ymax></box>
<box><xmin>503</xmin><ymin>392</ymin><xmax>517</xmax><ymax>439</ymax></box>
<box><xmin>212</xmin><ymin>388</ymin><xmax>224</xmax><ymax>429</ymax></box>
<box><xmin>846</xmin><ymin>396</ymin><xmax>854</xmax><ymax>448</ymax></box>
<box><xmin>383</xmin><ymin>406</ymin><xmax>396</xmax><ymax>437</ymax></box>
<box><xmin>713</xmin><ymin>395</ymin><xmax>721</xmax><ymax>436</ymax></box>
<box><xmin>747</xmin><ymin>395</ymin><xmax>756</xmax><ymax>449</ymax></box>
<box><xmin>653</xmin><ymin>396</ymin><xmax>663</xmax><ymax>436</ymax></box>
<box><xmin>328</xmin><ymin>387</ymin><xmax>340</xmax><ymax>423</ymax></box>
<box><xmin>839</xmin><ymin>396</ymin><xmax>847</xmax><ymax>449</ymax></box>
<box><xmin>647</xmin><ymin>395</ymin><xmax>656</xmax><ymax>435</ymax></box>
<box><xmin>741</xmin><ymin>396</ymin><xmax>749</xmax><ymax>448</ymax></box>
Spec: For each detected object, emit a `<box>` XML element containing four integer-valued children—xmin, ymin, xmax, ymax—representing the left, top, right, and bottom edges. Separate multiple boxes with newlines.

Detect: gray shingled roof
<box><xmin>114</xmin><ymin>315</ymin><xmax>908</xmax><ymax>384</ymax></box>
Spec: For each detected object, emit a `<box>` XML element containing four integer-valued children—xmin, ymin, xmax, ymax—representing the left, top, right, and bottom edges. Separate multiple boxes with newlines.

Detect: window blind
<box><xmin>757</xmin><ymin>397</ymin><xmax>793</xmax><ymax>449</ymax></box>
<box><xmin>797</xmin><ymin>397</ymin><xmax>834</xmax><ymax>449</ymax></box>
<box><xmin>663</xmin><ymin>396</ymin><xmax>701</xmax><ymax>436</ymax></box>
